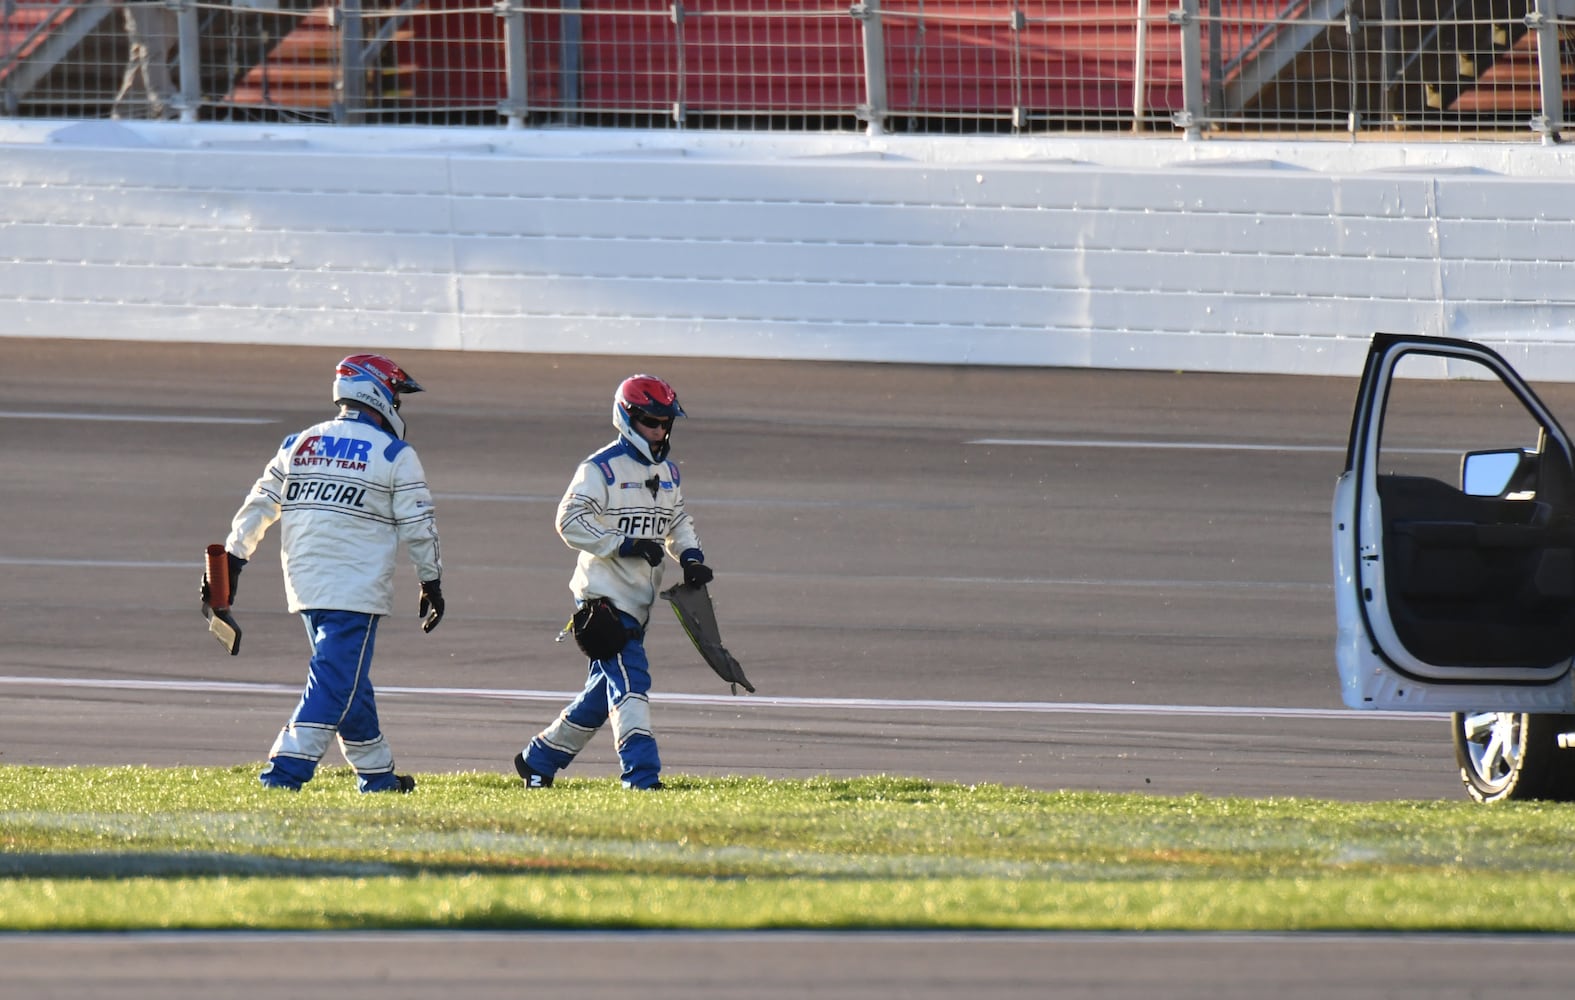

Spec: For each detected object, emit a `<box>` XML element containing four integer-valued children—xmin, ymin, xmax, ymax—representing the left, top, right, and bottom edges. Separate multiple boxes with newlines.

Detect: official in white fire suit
<box><xmin>515</xmin><ymin>374</ymin><xmax>712</xmax><ymax>791</ymax></box>
<box><xmin>210</xmin><ymin>354</ymin><xmax>445</xmax><ymax>793</ymax></box>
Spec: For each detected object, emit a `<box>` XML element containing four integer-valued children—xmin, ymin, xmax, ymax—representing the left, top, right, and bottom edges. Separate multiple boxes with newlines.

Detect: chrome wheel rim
<box><xmin>1460</xmin><ymin>711</ymin><xmax>1522</xmax><ymax>791</ymax></box>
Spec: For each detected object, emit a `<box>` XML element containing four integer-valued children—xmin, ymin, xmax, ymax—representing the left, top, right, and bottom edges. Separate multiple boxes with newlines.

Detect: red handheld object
<box><xmin>205</xmin><ymin>544</ymin><xmax>230</xmax><ymax>609</ymax></box>
<box><xmin>202</xmin><ymin>543</ymin><xmax>242</xmax><ymax>655</ymax></box>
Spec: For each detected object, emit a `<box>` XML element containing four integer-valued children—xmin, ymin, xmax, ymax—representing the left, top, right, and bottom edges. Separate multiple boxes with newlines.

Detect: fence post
<box><xmin>560</xmin><ymin>0</ymin><xmax>582</xmax><ymax>123</ymax></box>
<box><xmin>1527</xmin><ymin>0</ymin><xmax>1566</xmax><ymax>143</ymax></box>
<box><xmin>1381</xmin><ymin>0</ymin><xmax>1399</xmax><ymax>122</ymax></box>
<box><xmin>1008</xmin><ymin>5</ymin><xmax>1026</xmax><ymax>130</ymax></box>
<box><xmin>1344</xmin><ymin>8</ymin><xmax>1362</xmax><ymax>134</ymax></box>
<box><xmin>175</xmin><ymin>0</ymin><xmax>200</xmax><ymax>122</ymax></box>
<box><xmin>853</xmin><ymin>0</ymin><xmax>887</xmax><ymax>135</ymax></box>
<box><xmin>1206</xmin><ymin>0</ymin><xmax>1222</xmax><ymax>113</ymax></box>
<box><xmin>496</xmin><ymin>0</ymin><xmax>528</xmax><ymax>128</ymax></box>
<box><xmin>1171</xmin><ymin>0</ymin><xmax>1203</xmax><ymax>138</ymax></box>
<box><xmin>1133</xmin><ymin>0</ymin><xmax>1149</xmax><ymax>131</ymax></box>
<box><xmin>671</xmin><ymin>1</ymin><xmax>687</xmax><ymax>125</ymax></box>
<box><xmin>337</xmin><ymin>0</ymin><xmax>366</xmax><ymax>124</ymax></box>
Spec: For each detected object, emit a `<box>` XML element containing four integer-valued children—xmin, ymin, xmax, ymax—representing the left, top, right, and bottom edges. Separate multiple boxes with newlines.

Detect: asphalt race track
<box><xmin>4</xmin><ymin>338</ymin><xmax>1572</xmax><ymax>998</ymax></box>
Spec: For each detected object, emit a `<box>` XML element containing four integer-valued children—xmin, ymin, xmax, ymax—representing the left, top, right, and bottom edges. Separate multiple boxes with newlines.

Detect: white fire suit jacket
<box><xmin>556</xmin><ymin>438</ymin><xmax>702</xmax><ymax>626</ymax></box>
<box><xmin>225</xmin><ymin>408</ymin><xmax>442</xmax><ymax>616</ymax></box>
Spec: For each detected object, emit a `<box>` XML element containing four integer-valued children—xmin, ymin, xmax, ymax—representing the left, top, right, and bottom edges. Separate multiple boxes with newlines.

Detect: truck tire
<box><xmin>1451</xmin><ymin>712</ymin><xmax>1575</xmax><ymax>803</ymax></box>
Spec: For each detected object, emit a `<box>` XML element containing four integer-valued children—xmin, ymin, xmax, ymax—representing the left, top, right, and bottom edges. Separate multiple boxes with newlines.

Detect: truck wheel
<box><xmin>1451</xmin><ymin>712</ymin><xmax>1575</xmax><ymax>803</ymax></box>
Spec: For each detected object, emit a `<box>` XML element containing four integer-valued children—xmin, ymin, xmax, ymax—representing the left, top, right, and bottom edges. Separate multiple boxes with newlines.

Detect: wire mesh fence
<box><xmin>2</xmin><ymin>0</ymin><xmax>1571</xmax><ymax>137</ymax></box>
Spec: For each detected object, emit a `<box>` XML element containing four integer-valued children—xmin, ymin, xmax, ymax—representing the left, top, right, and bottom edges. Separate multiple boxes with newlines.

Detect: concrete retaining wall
<box><xmin>3</xmin><ymin>119</ymin><xmax>1574</xmax><ymax>378</ymax></box>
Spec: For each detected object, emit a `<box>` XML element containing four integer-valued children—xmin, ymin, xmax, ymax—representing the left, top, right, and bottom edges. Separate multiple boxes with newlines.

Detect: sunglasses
<box><xmin>635</xmin><ymin>414</ymin><xmax>673</xmax><ymax>429</ymax></box>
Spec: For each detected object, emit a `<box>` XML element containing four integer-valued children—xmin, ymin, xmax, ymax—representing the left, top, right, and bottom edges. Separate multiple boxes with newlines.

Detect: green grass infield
<box><xmin>4</xmin><ymin>765</ymin><xmax>1574</xmax><ymax>932</ymax></box>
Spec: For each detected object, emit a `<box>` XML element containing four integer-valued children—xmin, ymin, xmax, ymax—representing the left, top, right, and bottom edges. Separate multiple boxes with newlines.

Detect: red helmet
<box><xmin>332</xmin><ymin>354</ymin><xmax>423</xmax><ymax>439</ymax></box>
<box><xmin>614</xmin><ymin>374</ymin><xmax>684</xmax><ymax>463</ymax></box>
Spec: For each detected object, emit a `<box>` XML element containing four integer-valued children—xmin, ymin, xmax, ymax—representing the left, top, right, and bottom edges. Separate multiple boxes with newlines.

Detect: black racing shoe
<box><xmin>513</xmin><ymin>752</ymin><xmax>554</xmax><ymax>788</ymax></box>
<box><xmin>394</xmin><ymin>774</ymin><xmax>416</xmax><ymax>793</ymax></box>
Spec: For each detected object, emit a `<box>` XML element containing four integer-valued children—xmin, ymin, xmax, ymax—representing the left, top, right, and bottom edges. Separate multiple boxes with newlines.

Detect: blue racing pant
<box><xmin>259</xmin><ymin>610</ymin><xmax>404</xmax><ymax>793</ymax></box>
<box><xmin>524</xmin><ymin>608</ymin><xmax>662</xmax><ymax>789</ymax></box>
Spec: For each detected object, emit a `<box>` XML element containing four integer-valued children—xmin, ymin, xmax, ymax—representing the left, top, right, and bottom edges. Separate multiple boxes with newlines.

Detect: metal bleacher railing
<box><xmin>1</xmin><ymin>0</ymin><xmax>1571</xmax><ymax>140</ymax></box>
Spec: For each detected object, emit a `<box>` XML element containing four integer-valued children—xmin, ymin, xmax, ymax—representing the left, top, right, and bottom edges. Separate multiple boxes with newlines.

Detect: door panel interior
<box><xmin>1379</xmin><ymin>471</ymin><xmax>1575</xmax><ymax>666</ymax></box>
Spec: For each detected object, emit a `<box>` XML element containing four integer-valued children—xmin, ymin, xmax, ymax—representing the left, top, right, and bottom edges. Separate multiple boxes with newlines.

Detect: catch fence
<box><xmin>2</xmin><ymin>0</ymin><xmax>1571</xmax><ymax>139</ymax></box>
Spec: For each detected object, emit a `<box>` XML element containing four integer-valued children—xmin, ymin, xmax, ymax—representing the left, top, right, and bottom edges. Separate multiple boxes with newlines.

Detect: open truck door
<box><xmin>1334</xmin><ymin>333</ymin><xmax>1575</xmax><ymax>800</ymax></box>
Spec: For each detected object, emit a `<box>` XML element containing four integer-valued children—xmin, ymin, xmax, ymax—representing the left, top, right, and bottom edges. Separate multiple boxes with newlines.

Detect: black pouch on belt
<box><xmin>571</xmin><ymin>597</ymin><xmax>629</xmax><ymax>660</ymax></box>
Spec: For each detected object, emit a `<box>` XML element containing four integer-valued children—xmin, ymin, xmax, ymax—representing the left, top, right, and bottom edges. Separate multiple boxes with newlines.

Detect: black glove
<box><xmin>419</xmin><ymin>578</ymin><xmax>445</xmax><ymax>633</ymax></box>
<box><xmin>228</xmin><ymin>555</ymin><xmax>245</xmax><ymax>602</ymax></box>
<box><xmin>619</xmin><ymin>537</ymin><xmax>664</xmax><ymax>567</ymax></box>
<box><xmin>682</xmin><ymin>560</ymin><xmax>713</xmax><ymax>587</ymax></box>
<box><xmin>201</xmin><ymin>554</ymin><xmax>247</xmax><ymax>605</ymax></box>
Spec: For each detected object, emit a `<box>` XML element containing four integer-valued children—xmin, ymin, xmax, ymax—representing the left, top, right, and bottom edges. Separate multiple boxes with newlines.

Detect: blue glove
<box><xmin>619</xmin><ymin>537</ymin><xmax>664</xmax><ymax>567</ymax></box>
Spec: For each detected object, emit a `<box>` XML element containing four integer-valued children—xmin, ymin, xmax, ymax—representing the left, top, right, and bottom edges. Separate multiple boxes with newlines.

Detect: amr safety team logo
<box><xmin>292</xmin><ymin>435</ymin><xmax>372</xmax><ymax>471</ymax></box>
<box><xmin>286</xmin><ymin>435</ymin><xmax>373</xmax><ymax>509</ymax></box>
